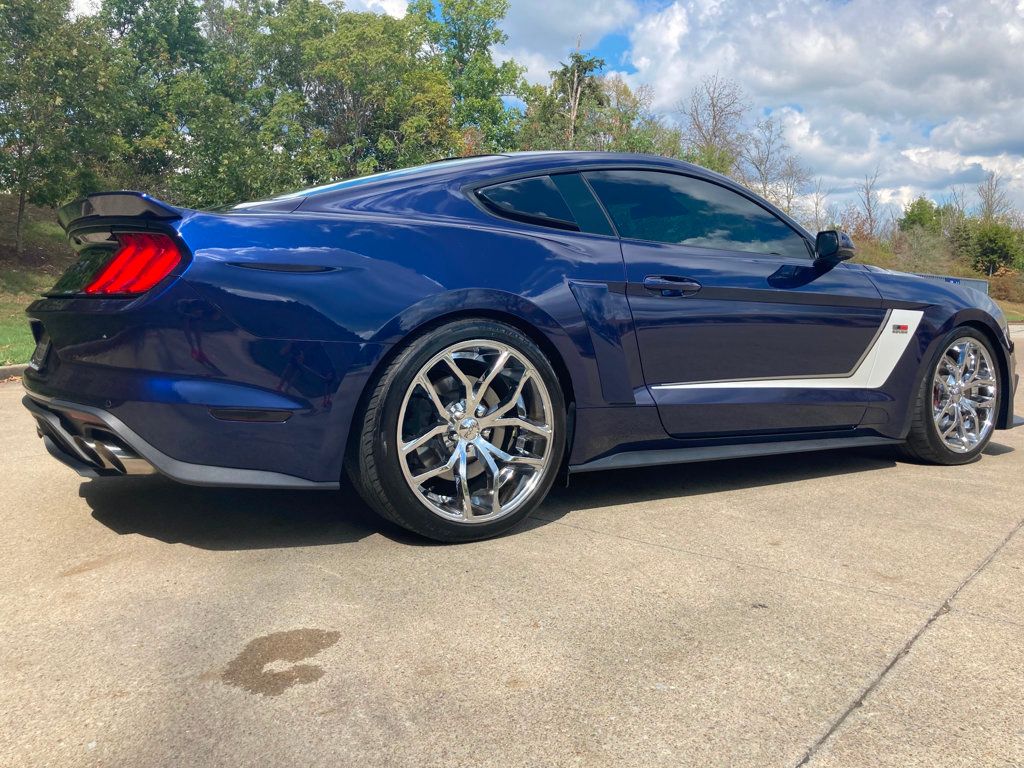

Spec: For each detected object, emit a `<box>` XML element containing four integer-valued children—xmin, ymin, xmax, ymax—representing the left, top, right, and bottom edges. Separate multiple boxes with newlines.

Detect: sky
<box><xmin>75</xmin><ymin>0</ymin><xmax>1024</xmax><ymax>213</ymax></box>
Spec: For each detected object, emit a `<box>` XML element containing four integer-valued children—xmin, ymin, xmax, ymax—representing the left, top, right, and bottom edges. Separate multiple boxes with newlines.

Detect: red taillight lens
<box><xmin>84</xmin><ymin>233</ymin><xmax>182</xmax><ymax>295</ymax></box>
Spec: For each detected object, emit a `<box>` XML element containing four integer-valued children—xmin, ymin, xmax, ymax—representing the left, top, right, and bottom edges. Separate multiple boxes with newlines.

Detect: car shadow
<box><xmin>528</xmin><ymin>445</ymin><xmax>905</xmax><ymax>529</ymax></box>
<box><xmin>81</xmin><ymin>476</ymin><xmax>425</xmax><ymax>550</ymax></box>
<box><xmin>82</xmin><ymin>445</ymin><xmax>917</xmax><ymax>550</ymax></box>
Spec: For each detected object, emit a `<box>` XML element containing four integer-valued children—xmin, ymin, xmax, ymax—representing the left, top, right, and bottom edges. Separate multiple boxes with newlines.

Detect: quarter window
<box><xmin>584</xmin><ymin>170</ymin><xmax>810</xmax><ymax>259</ymax></box>
<box><xmin>476</xmin><ymin>175</ymin><xmax>578</xmax><ymax>231</ymax></box>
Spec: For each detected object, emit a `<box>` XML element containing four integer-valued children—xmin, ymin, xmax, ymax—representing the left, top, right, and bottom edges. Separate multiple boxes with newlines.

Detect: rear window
<box><xmin>476</xmin><ymin>176</ymin><xmax>578</xmax><ymax>231</ymax></box>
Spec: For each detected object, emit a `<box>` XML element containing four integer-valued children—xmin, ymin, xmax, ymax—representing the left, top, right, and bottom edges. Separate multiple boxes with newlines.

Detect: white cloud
<box><xmin>343</xmin><ymin>0</ymin><xmax>407</xmax><ymax>17</ymax></box>
<box><xmin>599</xmin><ymin>0</ymin><xmax>1024</xmax><ymax>207</ymax></box>
<box><xmin>496</xmin><ymin>0</ymin><xmax>640</xmax><ymax>83</ymax></box>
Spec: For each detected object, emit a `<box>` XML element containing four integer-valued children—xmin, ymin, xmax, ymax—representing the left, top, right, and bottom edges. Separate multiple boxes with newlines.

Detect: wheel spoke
<box><xmin>476</xmin><ymin>350</ymin><xmax>511</xmax><ymax>402</ymax></box>
<box><xmin>442</xmin><ymin>354</ymin><xmax>475</xmax><ymax>402</ymax></box>
<box><xmin>417</xmin><ymin>375</ymin><xmax>450</xmax><ymax>421</ymax></box>
<box><xmin>955</xmin><ymin>407</ymin><xmax>967</xmax><ymax>443</ymax></box>
<box><xmin>483</xmin><ymin>440</ymin><xmax>545</xmax><ymax>468</ymax></box>
<box><xmin>965</xmin><ymin>395</ymin><xmax>995</xmax><ymax>409</ymax></box>
<box><xmin>489</xmin><ymin>416</ymin><xmax>551</xmax><ymax>437</ymax></box>
<box><xmin>956</xmin><ymin>342</ymin><xmax>971</xmax><ymax>370</ymax></box>
<box><xmin>411</xmin><ymin>449</ymin><xmax>459</xmax><ymax>486</ymax></box>
<box><xmin>489</xmin><ymin>370</ymin><xmax>532</xmax><ymax>418</ymax></box>
<box><xmin>402</xmin><ymin>424</ymin><xmax>448</xmax><ymax>455</ymax></box>
<box><xmin>456</xmin><ymin>441</ymin><xmax>473</xmax><ymax>520</ymax></box>
<box><xmin>472</xmin><ymin>437</ymin><xmax>503</xmax><ymax>515</ymax></box>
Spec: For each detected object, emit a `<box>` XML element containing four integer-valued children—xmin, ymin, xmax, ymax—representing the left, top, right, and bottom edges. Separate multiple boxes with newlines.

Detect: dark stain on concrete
<box><xmin>222</xmin><ymin>628</ymin><xmax>340</xmax><ymax>697</ymax></box>
<box><xmin>59</xmin><ymin>554</ymin><xmax>120</xmax><ymax>578</ymax></box>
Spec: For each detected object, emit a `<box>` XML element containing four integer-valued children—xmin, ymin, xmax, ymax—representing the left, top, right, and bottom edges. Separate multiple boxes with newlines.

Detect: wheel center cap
<box><xmin>457</xmin><ymin>417</ymin><xmax>480</xmax><ymax>440</ymax></box>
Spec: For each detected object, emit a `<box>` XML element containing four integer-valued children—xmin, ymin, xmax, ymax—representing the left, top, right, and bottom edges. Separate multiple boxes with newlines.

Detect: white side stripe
<box><xmin>651</xmin><ymin>309</ymin><xmax>923</xmax><ymax>391</ymax></box>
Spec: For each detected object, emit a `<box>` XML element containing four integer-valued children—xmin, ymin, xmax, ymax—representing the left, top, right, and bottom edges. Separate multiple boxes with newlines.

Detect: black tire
<box><xmin>346</xmin><ymin>318</ymin><xmax>566</xmax><ymax>542</ymax></box>
<box><xmin>899</xmin><ymin>326</ymin><xmax>1001</xmax><ymax>465</ymax></box>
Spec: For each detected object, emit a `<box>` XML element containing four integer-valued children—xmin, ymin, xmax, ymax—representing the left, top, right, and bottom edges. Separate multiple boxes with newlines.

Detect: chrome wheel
<box><xmin>397</xmin><ymin>339</ymin><xmax>555</xmax><ymax>524</ymax></box>
<box><xmin>931</xmin><ymin>337</ymin><xmax>998</xmax><ymax>453</ymax></box>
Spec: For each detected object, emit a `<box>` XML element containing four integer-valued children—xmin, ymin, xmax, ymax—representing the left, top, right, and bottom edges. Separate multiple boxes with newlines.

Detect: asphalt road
<box><xmin>2</xmin><ymin>331</ymin><xmax>1022</xmax><ymax>768</ymax></box>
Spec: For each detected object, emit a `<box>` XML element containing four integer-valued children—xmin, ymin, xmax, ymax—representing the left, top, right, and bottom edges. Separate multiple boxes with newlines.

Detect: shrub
<box><xmin>989</xmin><ymin>266</ymin><xmax>1024</xmax><ymax>303</ymax></box>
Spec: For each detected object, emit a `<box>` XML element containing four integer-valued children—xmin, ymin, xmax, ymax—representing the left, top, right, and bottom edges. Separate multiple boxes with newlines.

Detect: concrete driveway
<box><xmin>2</xmin><ymin>330</ymin><xmax>1022</xmax><ymax>767</ymax></box>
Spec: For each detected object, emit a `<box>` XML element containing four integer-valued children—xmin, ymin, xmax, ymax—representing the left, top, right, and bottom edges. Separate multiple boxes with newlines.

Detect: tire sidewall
<box><xmin>369</xmin><ymin>319</ymin><xmax>566</xmax><ymax>542</ymax></box>
<box><xmin>920</xmin><ymin>327</ymin><xmax>1001</xmax><ymax>463</ymax></box>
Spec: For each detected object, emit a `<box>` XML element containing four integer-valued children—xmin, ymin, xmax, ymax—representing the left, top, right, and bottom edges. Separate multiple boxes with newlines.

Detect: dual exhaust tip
<box><xmin>27</xmin><ymin>398</ymin><xmax>155</xmax><ymax>478</ymax></box>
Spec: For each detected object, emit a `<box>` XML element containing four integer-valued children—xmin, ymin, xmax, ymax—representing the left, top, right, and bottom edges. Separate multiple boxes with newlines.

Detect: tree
<box><xmin>777</xmin><ymin>155</ymin><xmax>809</xmax><ymax>217</ymax></box>
<box><xmin>976</xmin><ymin>170</ymin><xmax>1010</xmax><ymax>222</ymax></box>
<box><xmin>552</xmin><ymin>51</ymin><xmax>605</xmax><ymax>149</ymax></box>
<box><xmin>970</xmin><ymin>220</ymin><xmax>1024</xmax><ymax>275</ymax></box>
<box><xmin>97</xmin><ymin>0</ymin><xmax>208</xmax><ymax>196</ymax></box>
<box><xmin>676</xmin><ymin>73</ymin><xmax>746</xmax><ymax>176</ymax></box>
<box><xmin>806</xmin><ymin>177</ymin><xmax>832</xmax><ymax>233</ymax></box>
<box><xmin>587</xmin><ymin>77</ymin><xmax>681</xmax><ymax>155</ymax></box>
<box><xmin>519</xmin><ymin>50</ymin><xmax>605</xmax><ymax>150</ymax></box>
<box><xmin>410</xmin><ymin>0</ymin><xmax>522</xmax><ymax>152</ymax></box>
<box><xmin>898</xmin><ymin>196</ymin><xmax>941</xmax><ymax>234</ymax></box>
<box><xmin>0</xmin><ymin>0</ymin><xmax>114</xmax><ymax>258</ymax></box>
<box><xmin>857</xmin><ymin>166</ymin><xmax>881</xmax><ymax>238</ymax></box>
<box><xmin>742</xmin><ymin>117</ymin><xmax>785</xmax><ymax>199</ymax></box>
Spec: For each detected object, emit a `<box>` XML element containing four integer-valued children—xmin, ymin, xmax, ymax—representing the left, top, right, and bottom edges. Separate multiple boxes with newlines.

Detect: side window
<box><xmin>584</xmin><ymin>170</ymin><xmax>810</xmax><ymax>259</ymax></box>
<box><xmin>476</xmin><ymin>175</ymin><xmax>578</xmax><ymax>231</ymax></box>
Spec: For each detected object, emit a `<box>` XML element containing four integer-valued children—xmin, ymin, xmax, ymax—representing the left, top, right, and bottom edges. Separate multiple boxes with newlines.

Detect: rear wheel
<box><xmin>901</xmin><ymin>328</ymin><xmax>1001</xmax><ymax>465</ymax></box>
<box><xmin>348</xmin><ymin>319</ymin><xmax>566</xmax><ymax>542</ymax></box>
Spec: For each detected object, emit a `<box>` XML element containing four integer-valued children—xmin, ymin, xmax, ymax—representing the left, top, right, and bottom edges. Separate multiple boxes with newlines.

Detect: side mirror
<box><xmin>815</xmin><ymin>230</ymin><xmax>856</xmax><ymax>265</ymax></box>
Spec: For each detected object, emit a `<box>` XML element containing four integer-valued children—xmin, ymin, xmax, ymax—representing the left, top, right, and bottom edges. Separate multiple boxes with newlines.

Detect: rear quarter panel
<box><xmin>169</xmin><ymin>209</ymin><xmax>640</xmax><ymax>477</ymax></box>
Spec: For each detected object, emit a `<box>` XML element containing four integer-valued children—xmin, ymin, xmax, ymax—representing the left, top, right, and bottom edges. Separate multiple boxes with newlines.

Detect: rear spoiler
<box><xmin>57</xmin><ymin>192</ymin><xmax>183</xmax><ymax>232</ymax></box>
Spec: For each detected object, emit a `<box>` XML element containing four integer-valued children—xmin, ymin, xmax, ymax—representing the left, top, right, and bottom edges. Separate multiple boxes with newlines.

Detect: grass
<box><xmin>0</xmin><ymin>269</ymin><xmax>55</xmax><ymax>365</ymax></box>
<box><xmin>0</xmin><ymin>195</ymin><xmax>75</xmax><ymax>366</ymax></box>
<box><xmin>998</xmin><ymin>300</ymin><xmax>1024</xmax><ymax>323</ymax></box>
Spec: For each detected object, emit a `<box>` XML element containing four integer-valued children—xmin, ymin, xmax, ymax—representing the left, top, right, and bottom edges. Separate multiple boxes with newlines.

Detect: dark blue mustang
<box><xmin>23</xmin><ymin>152</ymin><xmax>1018</xmax><ymax>541</ymax></box>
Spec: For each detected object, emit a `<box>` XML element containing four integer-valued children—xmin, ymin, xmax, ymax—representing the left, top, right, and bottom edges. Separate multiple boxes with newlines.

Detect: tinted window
<box><xmin>477</xmin><ymin>176</ymin><xmax>578</xmax><ymax>230</ymax></box>
<box><xmin>550</xmin><ymin>173</ymin><xmax>615</xmax><ymax>236</ymax></box>
<box><xmin>584</xmin><ymin>170</ymin><xmax>810</xmax><ymax>259</ymax></box>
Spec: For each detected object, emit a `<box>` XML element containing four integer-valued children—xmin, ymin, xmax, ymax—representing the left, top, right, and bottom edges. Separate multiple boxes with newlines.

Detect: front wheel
<box><xmin>347</xmin><ymin>319</ymin><xmax>566</xmax><ymax>542</ymax></box>
<box><xmin>901</xmin><ymin>328</ymin><xmax>1001</xmax><ymax>465</ymax></box>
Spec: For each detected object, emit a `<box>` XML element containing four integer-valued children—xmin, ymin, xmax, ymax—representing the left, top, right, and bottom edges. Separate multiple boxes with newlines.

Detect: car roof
<box><xmin>228</xmin><ymin>152</ymin><xmax>810</xmax><ymax>241</ymax></box>
<box><xmin>233</xmin><ymin>152</ymin><xmax>720</xmax><ymax>211</ymax></box>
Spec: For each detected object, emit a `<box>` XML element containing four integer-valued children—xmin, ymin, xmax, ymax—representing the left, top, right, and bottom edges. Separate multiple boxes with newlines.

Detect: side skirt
<box><xmin>568</xmin><ymin>435</ymin><xmax>902</xmax><ymax>474</ymax></box>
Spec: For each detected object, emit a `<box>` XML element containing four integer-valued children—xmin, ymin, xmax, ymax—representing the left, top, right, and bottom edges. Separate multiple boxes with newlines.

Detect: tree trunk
<box><xmin>15</xmin><ymin>186</ymin><xmax>27</xmax><ymax>263</ymax></box>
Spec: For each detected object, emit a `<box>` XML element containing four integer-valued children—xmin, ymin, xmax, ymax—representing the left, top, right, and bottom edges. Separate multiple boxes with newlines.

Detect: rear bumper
<box><xmin>23</xmin><ymin>392</ymin><xmax>338</xmax><ymax>489</ymax></box>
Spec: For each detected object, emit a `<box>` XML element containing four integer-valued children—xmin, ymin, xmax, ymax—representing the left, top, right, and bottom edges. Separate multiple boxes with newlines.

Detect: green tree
<box><xmin>97</xmin><ymin>0</ymin><xmax>208</xmax><ymax>195</ymax></box>
<box><xmin>0</xmin><ymin>0</ymin><xmax>114</xmax><ymax>258</ymax></box>
<box><xmin>519</xmin><ymin>51</ymin><xmax>605</xmax><ymax>150</ymax></box>
<box><xmin>410</xmin><ymin>0</ymin><xmax>522</xmax><ymax>153</ymax></box>
<box><xmin>970</xmin><ymin>219</ymin><xmax>1024</xmax><ymax>275</ymax></box>
<box><xmin>589</xmin><ymin>77</ymin><xmax>681</xmax><ymax>156</ymax></box>
<box><xmin>898</xmin><ymin>196</ymin><xmax>941</xmax><ymax>234</ymax></box>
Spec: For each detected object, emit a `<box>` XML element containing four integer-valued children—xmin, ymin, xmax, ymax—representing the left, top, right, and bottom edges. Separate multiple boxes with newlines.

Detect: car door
<box><xmin>583</xmin><ymin>168</ymin><xmax>887</xmax><ymax>438</ymax></box>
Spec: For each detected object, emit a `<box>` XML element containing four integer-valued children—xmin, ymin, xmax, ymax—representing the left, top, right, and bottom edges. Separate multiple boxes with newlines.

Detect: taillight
<box><xmin>84</xmin><ymin>232</ymin><xmax>182</xmax><ymax>295</ymax></box>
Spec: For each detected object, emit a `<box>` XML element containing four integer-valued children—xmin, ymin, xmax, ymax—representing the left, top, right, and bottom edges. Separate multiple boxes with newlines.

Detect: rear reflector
<box><xmin>85</xmin><ymin>233</ymin><xmax>182</xmax><ymax>295</ymax></box>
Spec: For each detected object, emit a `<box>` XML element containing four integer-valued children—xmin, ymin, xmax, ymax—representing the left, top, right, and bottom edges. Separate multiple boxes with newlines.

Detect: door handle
<box><xmin>643</xmin><ymin>276</ymin><xmax>702</xmax><ymax>297</ymax></box>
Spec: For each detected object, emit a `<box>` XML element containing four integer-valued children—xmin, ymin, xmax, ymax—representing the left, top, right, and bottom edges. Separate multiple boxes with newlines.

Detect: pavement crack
<box><xmin>792</xmin><ymin>515</ymin><xmax>1024</xmax><ymax>768</ymax></box>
